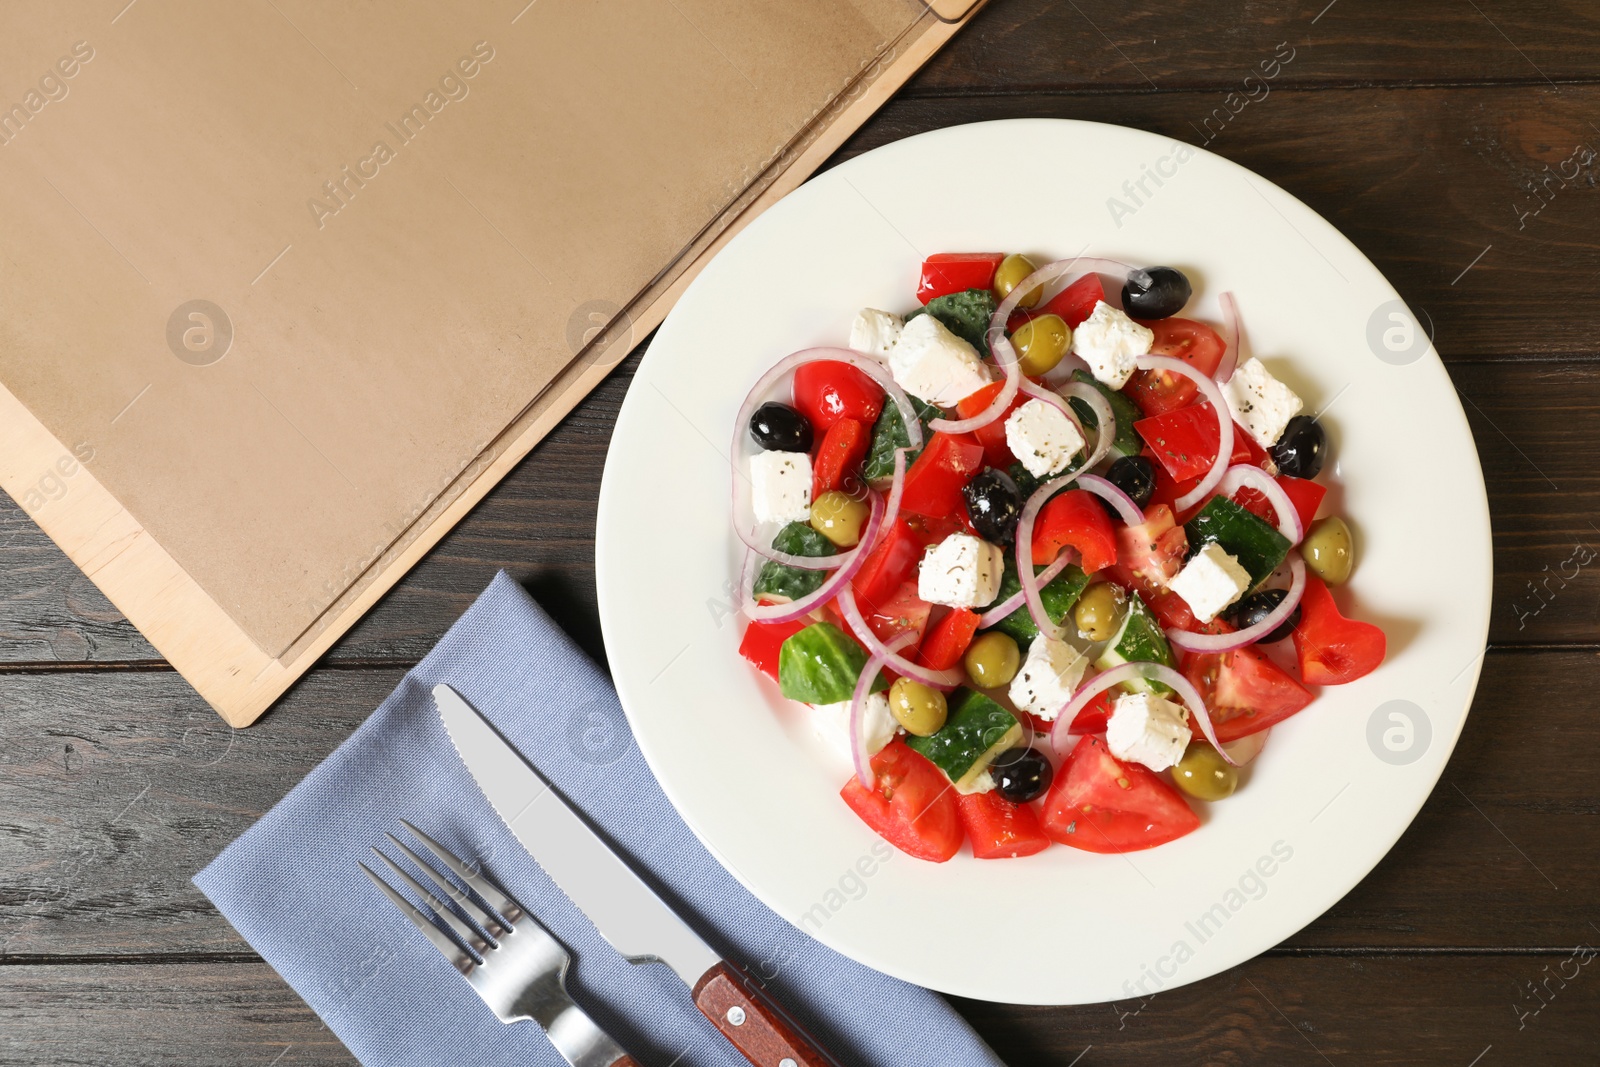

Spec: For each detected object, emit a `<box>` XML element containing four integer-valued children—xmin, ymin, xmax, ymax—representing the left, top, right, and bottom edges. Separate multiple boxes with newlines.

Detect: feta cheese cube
<box><xmin>886</xmin><ymin>314</ymin><xmax>992</xmax><ymax>407</ymax></box>
<box><xmin>1009</xmin><ymin>633</ymin><xmax>1090</xmax><ymax>721</ymax></box>
<box><xmin>1222</xmin><ymin>357</ymin><xmax>1304</xmax><ymax>448</ymax></box>
<box><xmin>749</xmin><ymin>450</ymin><xmax>811</xmax><ymax>525</ymax></box>
<box><xmin>849</xmin><ymin>308</ymin><xmax>904</xmax><ymax>357</ymax></box>
<box><xmin>1168</xmin><ymin>542</ymin><xmax>1253</xmax><ymax>623</ymax></box>
<box><xmin>813</xmin><ymin>692</ymin><xmax>898</xmax><ymax>762</ymax></box>
<box><xmin>917</xmin><ymin>533</ymin><xmax>1005</xmax><ymax>609</ymax></box>
<box><xmin>1106</xmin><ymin>691</ymin><xmax>1192</xmax><ymax>772</ymax></box>
<box><xmin>1005</xmin><ymin>398</ymin><xmax>1087</xmax><ymax>479</ymax></box>
<box><xmin>1072</xmin><ymin>301</ymin><xmax>1154</xmax><ymax>390</ymax></box>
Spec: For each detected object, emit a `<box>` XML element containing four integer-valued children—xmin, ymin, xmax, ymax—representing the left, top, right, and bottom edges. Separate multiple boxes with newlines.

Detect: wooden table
<box><xmin>4</xmin><ymin>2</ymin><xmax>1598</xmax><ymax>1063</ymax></box>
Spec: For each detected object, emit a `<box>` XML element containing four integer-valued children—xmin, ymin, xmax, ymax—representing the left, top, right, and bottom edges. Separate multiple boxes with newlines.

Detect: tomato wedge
<box><xmin>792</xmin><ymin>361</ymin><xmax>883</xmax><ymax>433</ymax></box>
<box><xmin>1182</xmin><ymin>643</ymin><xmax>1314</xmax><ymax>741</ymax></box>
<box><xmin>1031</xmin><ymin>488</ymin><xmax>1118</xmax><ymax>572</ymax></box>
<box><xmin>1040</xmin><ymin>736</ymin><xmax>1199</xmax><ymax>853</ymax></box>
<box><xmin>1066</xmin><ymin>690</ymin><xmax>1118</xmax><ymax>735</ymax></box>
<box><xmin>1293</xmin><ymin>576</ymin><xmax>1387</xmax><ymax>685</ymax></box>
<box><xmin>863</xmin><ymin>579</ymin><xmax>933</xmax><ymax>645</ymax></box>
<box><xmin>958</xmin><ymin>792</ymin><xmax>1051</xmax><ymax>859</ymax></box>
<box><xmin>900</xmin><ymin>432</ymin><xmax>985</xmax><ymax>520</ymax></box>
<box><xmin>915</xmin><ymin>608</ymin><xmax>980</xmax><ymax>670</ymax></box>
<box><xmin>957</xmin><ymin>381</ymin><xmax>1026</xmax><ymax>469</ymax></box>
<box><xmin>1113</xmin><ymin>503</ymin><xmax>1188</xmax><ymax>592</ymax></box>
<box><xmin>917</xmin><ymin>252</ymin><xmax>1004</xmax><ymax>304</ymax></box>
<box><xmin>1136</xmin><ymin>404</ymin><xmax>1228</xmax><ymax>483</ymax></box>
<box><xmin>840</xmin><ymin>740</ymin><xmax>964</xmax><ymax>862</ymax></box>
<box><xmin>738</xmin><ymin>618</ymin><xmax>808</xmax><ymax>682</ymax></box>
<box><xmin>1121</xmin><ymin>318</ymin><xmax>1227</xmax><ymax>417</ymax></box>
<box><xmin>1144</xmin><ymin>419</ymin><xmax>1267</xmax><ymax>521</ymax></box>
<box><xmin>811</xmin><ymin>417</ymin><xmax>869</xmax><ymax>497</ymax></box>
<box><xmin>851</xmin><ymin>518</ymin><xmax>925</xmax><ymax>616</ymax></box>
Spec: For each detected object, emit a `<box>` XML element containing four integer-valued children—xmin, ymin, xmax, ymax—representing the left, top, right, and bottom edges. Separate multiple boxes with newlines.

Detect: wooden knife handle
<box><xmin>608</xmin><ymin>1058</ymin><xmax>642</xmax><ymax>1067</ymax></box>
<box><xmin>693</xmin><ymin>961</ymin><xmax>837</xmax><ymax>1067</ymax></box>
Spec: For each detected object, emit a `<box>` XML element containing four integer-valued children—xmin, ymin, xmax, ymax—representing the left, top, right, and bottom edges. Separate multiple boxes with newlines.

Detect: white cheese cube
<box><xmin>1009</xmin><ymin>633</ymin><xmax>1090</xmax><ymax>721</ymax></box>
<box><xmin>1072</xmin><ymin>301</ymin><xmax>1154</xmax><ymax>390</ymax></box>
<box><xmin>1106</xmin><ymin>691</ymin><xmax>1192</xmax><ymax>772</ymax></box>
<box><xmin>1168</xmin><ymin>542</ymin><xmax>1252</xmax><ymax>623</ymax></box>
<box><xmin>1005</xmin><ymin>398</ymin><xmax>1086</xmax><ymax>479</ymax></box>
<box><xmin>917</xmin><ymin>533</ymin><xmax>1005</xmax><ymax>609</ymax></box>
<box><xmin>886</xmin><ymin>314</ymin><xmax>992</xmax><ymax>407</ymax></box>
<box><xmin>1222</xmin><ymin>357</ymin><xmax>1304</xmax><ymax>448</ymax></box>
<box><xmin>954</xmin><ymin>769</ymin><xmax>996</xmax><ymax>796</ymax></box>
<box><xmin>749</xmin><ymin>450</ymin><xmax>811</xmax><ymax>525</ymax></box>
<box><xmin>813</xmin><ymin>692</ymin><xmax>898</xmax><ymax>762</ymax></box>
<box><xmin>849</xmin><ymin>308</ymin><xmax>904</xmax><ymax>357</ymax></box>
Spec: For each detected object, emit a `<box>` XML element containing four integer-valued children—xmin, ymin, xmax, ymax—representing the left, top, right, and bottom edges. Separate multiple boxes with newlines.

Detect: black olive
<box><xmin>962</xmin><ymin>468</ymin><xmax>1023</xmax><ymax>546</ymax></box>
<box><xmin>1271</xmin><ymin>415</ymin><xmax>1326</xmax><ymax>479</ymax></box>
<box><xmin>991</xmin><ymin>746</ymin><xmax>1053</xmax><ymax>803</ymax></box>
<box><xmin>1227</xmin><ymin>588</ymin><xmax>1301</xmax><ymax>643</ymax></box>
<box><xmin>749</xmin><ymin>401</ymin><xmax>812</xmax><ymax>453</ymax></box>
<box><xmin>1121</xmin><ymin>266</ymin><xmax>1192</xmax><ymax>320</ymax></box>
<box><xmin>1105</xmin><ymin>455</ymin><xmax>1156</xmax><ymax>510</ymax></box>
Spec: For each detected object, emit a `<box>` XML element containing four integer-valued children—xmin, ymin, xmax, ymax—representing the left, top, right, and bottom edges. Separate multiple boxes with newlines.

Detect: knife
<box><xmin>435</xmin><ymin>684</ymin><xmax>844</xmax><ymax>1067</ymax></box>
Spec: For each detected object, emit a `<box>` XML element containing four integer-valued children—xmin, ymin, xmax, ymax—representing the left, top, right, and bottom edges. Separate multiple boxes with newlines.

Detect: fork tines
<box><xmin>359</xmin><ymin>820</ymin><xmax>525</xmax><ymax>973</ymax></box>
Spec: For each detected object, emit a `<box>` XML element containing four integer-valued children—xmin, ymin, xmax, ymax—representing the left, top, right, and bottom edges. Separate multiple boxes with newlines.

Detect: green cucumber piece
<box><xmin>906</xmin><ymin>688</ymin><xmax>1021</xmax><ymax>791</ymax></box>
<box><xmin>1183</xmin><ymin>496</ymin><xmax>1291</xmax><ymax>589</ymax></box>
<box><xmin>752</xmin><ymin>522</ymin><xmax>836</xmax><ymax>602</ymax></box>
<box><xmin>909</xmin><ymin>288</ymin><xmax>997</xmax><ymax>353</ymax></box>
<box><xmin>985</xmin><ymin>557</ymin><xmax>1090</xmax><ymax>645</ymax></box>
<box><xmin>777</xmin><ymin>622</ymin><xmax>886</xmax><ymax>705</ymax></box>
<box><xmin>1068</xmin><ymin>370</ymin><xmax>1143</xmax><ymax>459</ymax></box>
<box><xmin>1094</xmin><ymin>590</ymin><xmax>1175</xmax><ymax>693</ymax></box>
<box><xmin>863</xmin><ymin>393</ymin><xmax>939</xmax><ymax>483</ymax></box>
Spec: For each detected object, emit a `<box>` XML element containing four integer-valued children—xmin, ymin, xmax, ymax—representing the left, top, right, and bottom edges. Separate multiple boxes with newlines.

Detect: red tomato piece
<box><xmin>917</xmin><ymin>252</ymin><xmax>1005</xmax><ymax>304</ymax></box>
<box><xmin>1040</xmin><ymin>736</ymin><xmax>1200</xmax><ymax>853</ymax></box>
<box><xmin>1182</xmin><ymin>643</ymin><xmax>1314</xmax><ymax>742</ymax></box>
<box><xmin>1010</xmin><ymin>273</ymin><xmax>1107</xmax><ymax>331</ymax></box>
<box><xmin>1136</xmin><ymin>405</ymin><xmax>1226</xmax><ymax>483</ymax></box>
<box><xmin>864</xmin><ymin>580</ymin><xmax>933</xmax><ymax>646</ymax></box>
<box><xmin>956</xmin><ymin>381</ymin><xmax>1026</xmax><ymax>468</ymax></box>
<box><xmin>1067</xmin><ymin>690</ymin><xmax>1118</xmax><ymax>735</ymax></box>
<box><xmin>1293</xmin><ymin>576</ymin><xmax>1387</xmax><ymax>685</ymax></box>
<box><xmin>900</xmin><ymin>432</ymin><xmax>985</xmax><ymax>520</ymax></box>
<box><xmin>792</xmin><ymin>361</ymin><xmax>884</xmax><ymax>433</ymax></box>
<box><xmin>1114</xmin><ymin>503</ymin><xmax>1189</xmax><ymax>593</ymax></box>
<box><xmin>1277</xmin><ymin>476</ymin><xmax>1326</xmax><ymax>532</ymax></box>
<box><xmin>811</xmin><ymin>417</ymin><xmax>869</xmax><ymax>497</ymax></box>
<box><xmin>915</xmin><ymin>608</ymin><xmax>980</xmax><ymax>670</ymax></box>
<box><xmin>851</xmin><ymin>518</ymin><xmax>925</xmax><ymax>616</ymax></box>
<box><xmin>737</xmin><ymin>618</ymin><xmax>808</xmax><ymax>682</ymax></box>
<box><xmin>840</xmin><ymin>740</ymin><xmax>964</xmax><ymax>862</ymax></box>
<box><xmin>1120</xmin><ymin>318</ymin><xmax>1227</xmax><ymax>417</ymax></box>
<box><xmin>1031</xmin><ymin>489</ymin><xmax>1118</xmax><ymax>572</ymax></box>
<box><xmin>958</xmin><ymin>791</ymin><xmax>1051</xmax><ymax>859</ymax></box>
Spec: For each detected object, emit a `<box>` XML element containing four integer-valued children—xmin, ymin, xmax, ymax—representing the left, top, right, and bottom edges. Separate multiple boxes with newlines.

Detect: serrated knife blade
<box><xmin>434</xmin><ymin>684</ymin><xmax>843</xmax><ymax>1067</ymax></box>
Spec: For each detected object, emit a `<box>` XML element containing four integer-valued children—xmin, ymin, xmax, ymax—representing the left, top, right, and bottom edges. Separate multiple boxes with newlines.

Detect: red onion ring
<box><xmin>1216</xmin><ymin>463</ymin><xmax>1303</xmax><ymax>544</ymax></box>
<box><xmin>1075</xmin><ymin>474</ymin><xmax>1144</xmax><ymax>527</ymax></box>
<box><xmin>1223</xmin><ymin>728</ymin><xmax>1269</xmax><ymax>765</ymax></box>
<box><xmin>836</xmin><ymin>585</ymin><xmax>964</xmax><ymax>691</ymax></box>
<box><xmin>1049</xmin><ymin>662</ymin><xmax>1235</xmax><ymax>766</ymax></box>
<box><xmin>741</xmin><ymin>486</ymin><xmax>884</xmax><ymax>624</ymax></box>
<box><xmin>976</xmin><ymin>552</ymin><xmax>1075</xmax><ymax>629</ymax></box>
<box><xmin>1135</xmin><ymin>355</ymin><xmax>1234</xmax><ymax>512</ymax></box>
<box><xmin>1059</xmin><ymin>380</ymin><xmax>1116</xmax><ymax>469</ymax></box>
<box><xmin>1015</xmin><ymin>478</ymin><xmax>1087</xmax><ymax>640</ymax></box>
<box><xmin>850</xmin><ymin>630</ymin><xmax>916</xmax><ymax>789</ymax></box>
<box><xmin>1166</xmin><ymin>555</ymin><xmax>1307</xmax><ymax>654</ymax></box>
<box><xmin>1215</xmin><ymin>291</ymin><xmax>1242</xmax><ymax>383</ymax></box>
<box><xmin>733</xmin><ymin>347</ymin><xmax>921</xmax><ymax>565</ymax></box>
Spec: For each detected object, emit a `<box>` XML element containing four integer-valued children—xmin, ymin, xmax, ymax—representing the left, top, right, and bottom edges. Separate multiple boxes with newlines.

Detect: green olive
<box><xmin>810</xmin><ymin>490</ymin><xmax>869</xmax><ymax>548</ymax></box>
<box><xmin>963</xmin><ymin>631</ymin><xmax>1021</xmax><ymax>689</ymax></box>
<box><xmin>1302</xmin><ymin>516</ymin><xmax>1354</xmax><ymax>585</ymax></box>
<box><xmin>1073</xmin><ymin>582</ymin><xmax>1126</xmax><ymax>642</ymax></box>
<box><xmin>889</xmin><ymin>677</ymin><xmax>948</xmax><ymax>736</ymax></box>
<box><xmin>1013</xmin><ymin>314</ymin><xmax>1071</xmax><ymax>377</ymax></box>
<box><xmin>1172</xmin><ymin>741</ymin><xmax>1239</xmax><ymax>801</ymax></box>
<box><xmin>993</xmin><ymin>253</ymin><xmax>1042</xmax><ymax>309</ymax></box>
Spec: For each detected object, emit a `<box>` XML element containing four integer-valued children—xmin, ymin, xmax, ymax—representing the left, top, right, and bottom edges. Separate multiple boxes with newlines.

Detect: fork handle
<box><xmin>694</xmin><ymin>962</ymin><xmax>837</xmax><ymax>1067</ymax></box>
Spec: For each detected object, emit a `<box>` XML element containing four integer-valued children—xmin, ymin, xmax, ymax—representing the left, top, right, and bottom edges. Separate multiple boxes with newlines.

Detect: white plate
<box><xmin>595</xmin><ymin>119</ymin><xmax>1491</xmax><ymax>1005</ymax></box>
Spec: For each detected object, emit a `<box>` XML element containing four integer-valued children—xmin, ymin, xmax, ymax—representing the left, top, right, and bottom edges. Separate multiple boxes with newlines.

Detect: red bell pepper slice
<box><xmin>900</xmin><ymin>432</ymin><xmax>984</xmax><ymax>520</ymax></box>
<box><xmin>1031</xmin><ymin>489</ymin><xmax>1118</xmax><ymax>572</ymax></box>
<box><xmin>1009</xmin><ymin>272</ymin><xmax>1106</xmax><ymax>331</ymax></box>
<box><xmin>958</xmin><ymin>791</ymin><xmax>1051</xmax><ymax>859</ymax></box>
<box><xmin>811</xmin><ymin>417</ymin><xmax>869</xmax><ymax>497</ymax></box>
<box><xmin>1066</xmin><ymin>689</ymin><xmax>1118</xmax><ymax>735</ymax></box>
<box><xmin>956</xmin><ymin>381</ymin><xmax>1026</xmax><ymax>469</ymax></box>
<box><xmin>917</xmin><ymin>252</ymin><xmax>1005</xmax><ymax>304</ymax></box>
<box><xmin>851</xmin><ymin>518</ymin><xmax>925</xmax><ymax>616</ymax></box>
<box><xmin>737</xmin><ymin>618</ymin><xmax>808</xmax><ymax>682</ymax></box>
<box><xmin>915</xmin><ymin>608</ymin><xmax>980</xmax><ymax>671</ymax></box>
<box><xmin>1234</xmin><ymin>475</ymin><xmax>1324</xmax><ymax>534</ymax></box>
<box><xmin>792</xmin><ymin>361</ymin><xmax>883</xmax><ymax>433</ymax></box>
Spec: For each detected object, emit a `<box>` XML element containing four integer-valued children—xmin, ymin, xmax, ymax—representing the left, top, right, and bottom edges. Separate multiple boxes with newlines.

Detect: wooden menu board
<box><xmin>0</xmin><ymin>0</ymin><xmax>984</xmax><ymax>725</ymax></box>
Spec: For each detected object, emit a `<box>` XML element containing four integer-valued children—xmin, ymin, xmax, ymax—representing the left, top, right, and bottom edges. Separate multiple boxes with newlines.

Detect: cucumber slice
<box><xmin>752</xmin><ymin>522</ymin><xmax>836</xmax><ymax>602</ymax></box>
<box><xmin>863</xmin><ymin>393</ymin><xmax>939</xmax><ymax>483</ymax></box>
<box><xmin>1183</xmin><ymin>496</ymin><xmax>1291</xmax><ymax>589</ymax></box>
<box><xmin>778</xmin><ymin>622</ymin><xmax>886</xmax><ymax>705</ymax></box>
<box><xmin>1069</xmin><ymin>370</ymin><xmax>1143</xmax><ymax>459</ymax></box>
<box><xmin>906</xmin><ymin>688</ymin><xmax>1021</xmax><ymax>791</ymax></box>
<box><xmin>1094</xmin><ymin>590</ymin><xmax>1176</xmax><ymax>693</ymax></box>
<box><xmin>985</xmin><ymin>558</ymin><xmax>1090</xmax><ymax>644</ymax></box>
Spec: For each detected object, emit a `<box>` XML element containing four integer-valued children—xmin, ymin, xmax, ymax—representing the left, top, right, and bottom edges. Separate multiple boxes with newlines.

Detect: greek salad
<box><xmin>735</xmin><ymin>252</ymin><xmax>1386</xmax><ymax>861</ymax></box>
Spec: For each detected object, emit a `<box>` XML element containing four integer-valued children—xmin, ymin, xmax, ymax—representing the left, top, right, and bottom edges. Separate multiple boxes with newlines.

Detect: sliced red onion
<box><xmin>976</xmin><ymin>552</ymin><xmax>1075</xmax><ymax>629</ymax></box>
<box><xmin>1223</xmin><ymin>728</ymin><xmax>1269</xmax><ymax>765</ymax></box>
<box><xmin>1216</xmin><ymin>463</ymin><xmax>1302</xmax><ymax>543</ymax></box>
<box><xmin>1215</xmin><ymin>291</ymin><xmax>1242</xmax><ymax>383</ymax></box>
<box><xmin>1075</xmin><ymin>474</ymin><xmax>1144</xmax><ymax>527</ymax></box>
<box><xmin>1059</xmin><ymin>380</ymin><xmax>1116</xmax><ymax>469</ymax></box>
<box><xmin>1135</xmin><ymin>355</ymin><xmax>1234</xmax><ymax>512</ymax></box>
<box><xmin>1167</xmin><ymin>556</ymin><xmax>1307</xmax><ymax>654</ymax></box>
<box><xmin>733</xmin><ymin>347</ymin><xmax>920</xmax><ymax>564</ymax></box>
<box><xmin>929</xmin><ymin>255</ymin><xmax>1133</xmax><ymax>435</ymax></box>
<box><xmin>1049</xmin><ymin>662</ymin><xmax>1235</xmax><ymax>766</ymax></box>
<box><xmin>836</xmin><ymin>585</ymin><xmax>965</xmax><ymax>691</ymax></box>
<box><xmin>850</xmin><ymin>630</ymin><xmax>916</xmax><ymax>789</ymax></box>
<box><xmin>743</xmin><ymin>490</ymin><xmax>884</xmax><ymax>624</ymax></box>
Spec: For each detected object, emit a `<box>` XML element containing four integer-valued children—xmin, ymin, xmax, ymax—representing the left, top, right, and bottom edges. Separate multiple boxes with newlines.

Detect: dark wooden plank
<box><xmin>2</xmin><ymin>955</ymin><xmax>1597</xmax><ymax>1066</ymax></box>
<box><xmin>912</xmin><ymin>0</ymin><xmax>1600</xmax><ymax>93</ymax></box>
<box><xmin>1</xmin><ymin>650</ymin><xmax>1596</xmax><ymax>958</ymax></box>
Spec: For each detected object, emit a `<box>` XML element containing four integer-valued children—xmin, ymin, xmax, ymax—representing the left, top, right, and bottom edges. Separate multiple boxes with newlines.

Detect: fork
<box><xmin>360</xmin><ymin>819</ymin><xmax>641</xmax><ymax>1067</ymax></box>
